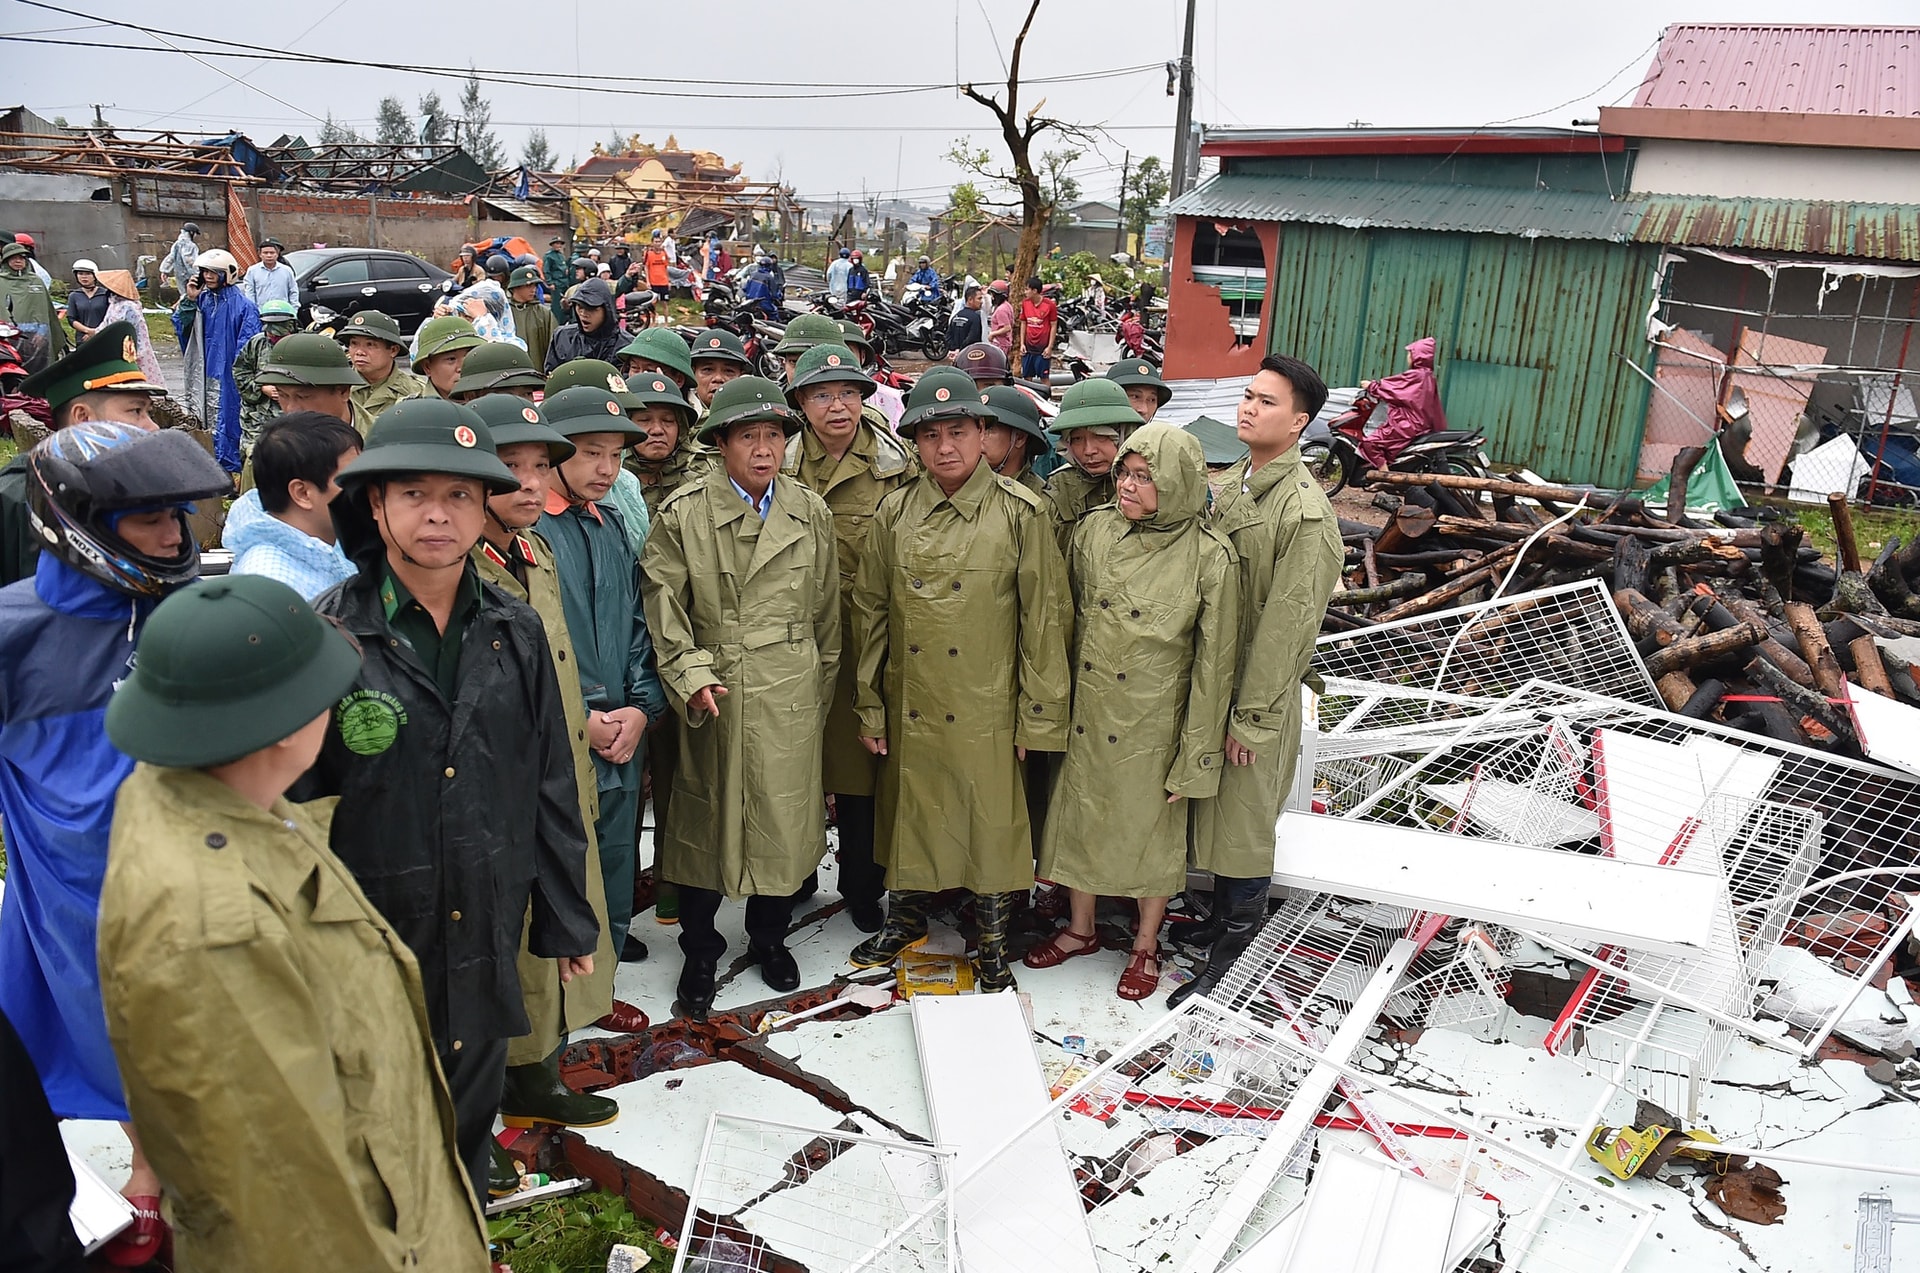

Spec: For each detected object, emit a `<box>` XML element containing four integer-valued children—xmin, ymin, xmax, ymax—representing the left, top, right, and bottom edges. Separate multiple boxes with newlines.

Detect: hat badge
<box><xmin>453</xmin><ymin>425</ymin><xmax>478</xmax><ymax>448</ymax></box>
<box><xmin>121</xmin><ymin>336</ymin><xmax>137</xmax><ymax>363</ymax></box>
<box><xmin>605</xmin><ymin>401</ymin><xmax>621</xmax><ymax>415</ymax></box>
<box><xmin>607</xmin><ymin>373</ymin><xmax>628</xmax><ymax>393</ymax></box>
<box><xmin>707</xmin><ymin>337</ymin><xmax>721</xmax><ymax>348</ymax></box>
<box><xmin>826</xmin><ymin>354</ymin><xmax>841</xmax><ymax>367</ymax></box>
<box><xmin>521</xmin><ymin>407</ymin><xmax>540</xmax><ymax>423</ymax></box>
<box><xmin>651</xmin><ymin>379</ymin><xmax>666</xmax><ymax>392</ymax></box>
<box><xmin>934</xmin><ymin>387</ymin><xmax>950</xmax><ymax>401</ymax></box>
<box><xmin>965</xmin><ymin>349</ymin><xmax>983</xmax><ymax>362</ymax></box>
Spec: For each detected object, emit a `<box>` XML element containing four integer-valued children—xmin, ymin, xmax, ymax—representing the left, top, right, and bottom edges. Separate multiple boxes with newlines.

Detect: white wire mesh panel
<box><xmin>954</xmin><ymin>998</ymin><xmax>1654</xmax><ymax>1273</ymax></box>
<box><xmin>1330</xmin><ymin>680</ymin><xmax>1920</xmax><ymax>1061</ymax></box>
<box><xmin>1312</xmin><ymin>579</ymin><xmax>1660</xmax><ymax>707</ymax></box>
<box><xmin>672</xmin><ymin>1115</ymin><xmax>955</xmax><ymax>1273</ymax></box>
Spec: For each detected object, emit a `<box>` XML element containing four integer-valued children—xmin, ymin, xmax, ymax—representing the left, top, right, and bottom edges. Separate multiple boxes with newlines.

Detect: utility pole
<box><xmin>1168</xmin><ymin>0</ymin><xmax>1198</xmax><ymax>199</ymax></box>
<box><xmin>1114</xmin><ymin>150</ymin><xmax>1131</xmax><ymax>256</ymax></box>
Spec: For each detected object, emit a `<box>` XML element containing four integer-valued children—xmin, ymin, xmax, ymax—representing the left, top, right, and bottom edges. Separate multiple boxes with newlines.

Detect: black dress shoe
<box><xmin>676</xmin><ymin>955</ymin><xmax>718</xmax><ymax>1022</ymax></box>
<box><xmin>622</xmin><ymin>933</ymin><xmax>650</xmax><ymax>962</ymax></box>
<box><xmin>752</xmin><ymin>943</ymin><xmax>801</xmax><ymax>992</ymax></box>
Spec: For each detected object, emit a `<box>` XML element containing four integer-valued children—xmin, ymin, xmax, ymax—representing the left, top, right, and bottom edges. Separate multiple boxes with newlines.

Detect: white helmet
<box><xmin>195</xmin><ymin>248</ymin><xmax>240</xmax><ymax>284</ymax></box>
<box><xmin>72</xmin><ymin>258</ymin><xmax>99</xmax><ymax>274</ymax></box>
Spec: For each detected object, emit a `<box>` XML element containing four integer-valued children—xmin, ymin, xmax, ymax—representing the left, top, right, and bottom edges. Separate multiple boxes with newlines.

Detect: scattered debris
<box><xmin>1703</xmin><ymin>1161</ymin><xmax>1789</xmax><ymax>1226</ymax></box>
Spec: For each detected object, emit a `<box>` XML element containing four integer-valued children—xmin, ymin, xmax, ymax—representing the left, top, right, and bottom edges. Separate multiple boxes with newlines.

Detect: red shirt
<box><xmin>1021</xmin><ymin>297</ymin><xmax>1057</xmax><ymax>349</ymax></box>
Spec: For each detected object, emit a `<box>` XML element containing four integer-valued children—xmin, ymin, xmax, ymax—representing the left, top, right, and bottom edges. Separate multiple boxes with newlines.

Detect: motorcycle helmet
<box><xmin>850</xmin><ymin>250</ymin><xmax>863</xmax><ymax>261</ymax></box>
<box><xmin>73</xmin><ymin>258</ymin><xmax>99</xmax><ymax>275</ymax></box>
<box><xmin>194</xmin><ymin>248</ymin><xmax>240</xmax><ymax>284</ymax></box>
<box><xmin>838</xmin><ymin>247</ymin><xmax>851</xmax><ymax>258</ymax></box>
<box><xmin>181</xmin><ymin>222</ymin><xmax>201</xmax><ymax>237</ymax></box>
<box><xmin>486</xmin><ymin>254</ymin><xmax>512</xmax><ymax>275</ymax></box>
<box><xmin>26</xmin><ymin>423</ymin><xmax>232</xmax><ymax>597</ymax></box>
<box><xmin>988</xmin><ymin>278</ymin><xmax>1010</xmax><ymax>296</ymax></box>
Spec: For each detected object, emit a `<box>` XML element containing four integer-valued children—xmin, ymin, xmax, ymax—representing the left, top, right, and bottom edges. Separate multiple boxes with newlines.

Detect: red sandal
<box><xmin>1117</xmin><ymin>947</ymin><xmax>1162</xmax><ymax>1001</ymax></box>
<box><xmin>99</xmin><ymin>1194</ymin><xmax>169</xmax><ymax>1268</ymax></box>
<box><xmin>1023</xmin><ymin>928</ymin><xmax>1099</xmax><ymax>969</ymax></box>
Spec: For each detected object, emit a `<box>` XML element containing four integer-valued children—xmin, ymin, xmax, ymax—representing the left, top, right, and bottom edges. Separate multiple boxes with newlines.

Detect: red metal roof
<box><xmin>1199</xmin><ymin>127</ymin><xmax>1623</xmax><ymax>159</ymax></box>
<box><xmin>1632</xmin><ymin>24</ymin><xmax>1920</xmax><ymax>117</ymax></box>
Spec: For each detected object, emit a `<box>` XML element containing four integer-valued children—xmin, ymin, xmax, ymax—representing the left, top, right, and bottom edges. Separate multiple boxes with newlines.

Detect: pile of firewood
<box><xmin>1327</xmin><ymin>467</ymin><xmax>1920</xmax><ymax>753</ymax></box>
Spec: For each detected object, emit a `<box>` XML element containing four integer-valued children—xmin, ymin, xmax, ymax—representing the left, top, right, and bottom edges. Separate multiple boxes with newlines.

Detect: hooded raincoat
<box><xmin>1192</xmin><ymin>444</ymin><xmax>1344</xmax><ymax>877</ymax></box>
<box><xmin>474</xmin><ymin>534</ymin><xmax>617</xmax><ymax>1063</ymax></box>
<box><xmin>1357</xmin><ymin>336</ymin><xmax>1448</xmax><ymax>470</ymax></box>
<box><xmin>639</xmin><ymin>469</ymin><xmax>841</xmax><ymax>898</ymax></box>
<box><xmin>173</xmin><ymin>282</ymin><xmax>262</xmax><ymax>473</ymax></box>
<box><xmin>627</xmin><ymin>432</ymin><xmax>713</xmax><ymax>521</ymax></box>
<box><xmin>851</xmin><ymin>460</ymin><xmax>1071</xmax><ymax>894</ymax></box>
<box><xmin>224</xmin><ymin>487</ymin><xmax>358</xmax><ymax>602</ymax></box>
<box><xmin>782</xmin><ymin>420</ymin><xmax>915</xmax><ymax>797</ymax></box>
<box><xmin>1045</xmin><ymin>464</ymin><xmax>1117</xmax><ymax>560</ymax></box>
<box><xmin>98</xmin><ymin>766</ymin><xmax>490</xmax><ymax>1271</ymax></box>
<box><xmin>544</xmin><ymin>279</ymin><xmax>624</xmax><ymax>371</ymax></box>
<box><xmin>0</xmin><ymin>265</ymin><xmax>68</xmax><ymax>374</ymax></box>
<box><xmin>1038</xmin><ymin>426</ymin><xmax>1239</xmax><ymax>897</ymax></box>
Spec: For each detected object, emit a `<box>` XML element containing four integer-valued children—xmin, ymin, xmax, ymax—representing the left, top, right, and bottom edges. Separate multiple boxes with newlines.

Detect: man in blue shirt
<box><xmin>241</xmin><ymin>238</ymin><xmax>298</xmax><ymax>309</ymax></box>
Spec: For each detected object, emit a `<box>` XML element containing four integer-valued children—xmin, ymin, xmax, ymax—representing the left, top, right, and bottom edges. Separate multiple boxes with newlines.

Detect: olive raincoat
<box><xmin>1045</xmin><ymin>465</ymin><xmax>1116</xmax><ymax>560</ymax></box>
<box><xmin>781</xmin><ymin>421</ymin><xmax>915</xmax><ymax>796</ymax></box>
<box><xmin>639</xmin><ymin>470</ymin><xmax>841</xmax><ymax>898</ymax></box>
<box><xmin>350</xmin><ymin>369</ymin><xmax>434</xmax><ymax>436</ymax></box>
<box><xmin>99</xmin><ymin>765</ymin><xmax>489</xmax><ymax>1271</ymax></box>
<box><xmin>473</xmin><ymin>534</ymin><xmax>617</xmax><ymax>1065</ymax></box>
<box><xmin>626</xmin><ymin>434</ymin><xmax>712</xmax><ymax>519</ymax></box>
<box><xmin>1191</xmin><ymin>445</ymin><xmax>1343</xmax><ymax>877</ymax></box>
<box><xmin>852</xmin><ymin>460</ymin><xmax>1071</xmax><ymax>894</ymax></box>
<box><xmin>1039</xmin><ymin>425</ymin><xmax>1238</xmax><ymax>897</ymax></box>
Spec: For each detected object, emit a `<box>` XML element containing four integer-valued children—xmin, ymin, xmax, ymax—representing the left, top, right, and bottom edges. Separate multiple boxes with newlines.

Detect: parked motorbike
<box><xmin>847</xmin><ymin>296</ymin><xmax>948</xmax><ymax>361</ymax></box>
<box><xmin>703</xmin><ymin>300</ymin><xmax>783</xmax><ymax>379</ymax></box>
<box><xmin>1116</xmin><ymin>309</ymin><xmax>1163</xmax><ymax>363</ymax></box>
<box><xmin>1299</xmin><ymin>388</ymin><xmax>1491</xmax><ymax>497</ymax></box>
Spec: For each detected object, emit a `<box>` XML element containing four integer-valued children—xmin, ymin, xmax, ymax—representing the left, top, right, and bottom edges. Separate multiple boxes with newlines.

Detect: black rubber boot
<box><xmin>1168</xmin><ymin>884</ymin><xmax>1224</xmax><ymax>948</ymax></box>
<box><xmin>848</xmin><ymin>890</ymin><xmax>933</xmax><ymax>968</ymax></box>
<box><xmin>973</xmin><ymin>892</ymin><xmax>1020</xmax><ymax>992</ymax></box>
<box><xmin>489</xmin><ymin>1140</ymin><xmax>521</xmax><ymax>1199</ymax></box>
<box><xmin>1168</xmin><ymin>877</ymin><xmax>1270</xmax><ymax>1008</ymax></box>
<box><xmin>500</xmin><ymin>1046</ymin><xmax>620</xmax><ymax>1130</ymax></box>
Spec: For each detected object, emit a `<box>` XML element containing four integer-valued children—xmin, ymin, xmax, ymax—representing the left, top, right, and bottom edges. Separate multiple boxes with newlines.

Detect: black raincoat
<box><xmin>543</xmin><ymin>277</ymin><xmax>625</xmax><ymax>372</ymax></box>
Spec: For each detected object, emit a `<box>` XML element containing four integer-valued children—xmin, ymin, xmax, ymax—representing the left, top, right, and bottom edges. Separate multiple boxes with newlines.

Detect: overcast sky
<box><xmin>4</xmin><ymin>0</ymin><xmax>1915</xmax><ymax>207</ymax></box>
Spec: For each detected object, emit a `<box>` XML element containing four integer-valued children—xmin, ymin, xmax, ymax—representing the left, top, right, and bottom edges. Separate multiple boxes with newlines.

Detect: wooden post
<box><xmin>1851</xmin><ymin>634</ymin><xmax>1895</xmax><ymax>698</ymax></box>
<box><xmin>1827</xmin><ymin>492</ymin><xmax>1864</xmax><ymax>576</ymax></box>
<box><xmin>1784</xmin><ymin>601</ymin><xmax>1847</xmax><ymax>699</ymax></box>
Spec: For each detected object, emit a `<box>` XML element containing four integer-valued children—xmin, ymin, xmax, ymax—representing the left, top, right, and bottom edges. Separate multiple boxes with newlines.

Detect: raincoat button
<box><xmin>1083</xmin><ymin>661</ymin><xmax>1092</xmax><ymax>671</ymax></box>
<box><xmin>948</xmin><ymin>648</ymin><xmax>957</xmax><ymax>656</ymax></box>
<box><xmin>1031</xmin><ymin>704</ymin><xmax>1043</xmax><ymax>713</ymax></box>
<box><xmin>1251</xmin><ymin>713</ymin><xmax>1262</xmax><ymax>723</ymax></box>
<box><xmin>452</xmin><ymin>1039</ymin><xmax>463</xmax><ymax>1052</ymax></box>
<box><xmin>909</xmin><ymin>645</ymin><xmax>920</xmax><ymax>653</ymax></box>
<box><xmin>945</xmin><ymin>713</ymin><xmax>955</xmax><ymax>722</ymax></box>
<box><xmin>444</xmin><ymin>766</ymin><xmax>456</xmax><ymax>778</ymax></box>
<box><xmin>1108</xmin><ymin>734</ymin><xmax>1118</xmax><ymax>743</ymax></box>
<box><xmin>951</xmin><ymin>581</ymin><xmax>961</xmax><ymax>591</ymax></box>
<box><xmin>1129</xmin><ymin>609</ymin><xmax>1140</xmax><ymax>618</ymax></box>
<box><xmin>1075</xmin><ymin>725</ymin><xmax>1085</xmax><ymax>735</ymax></box>
<box><xmin>558</xmin><ymin>650</ymin><xmax>567</xmax><ymax>661</ymax></box>
<box><xmin>204</xmin><ymin>832</ymin><xmax>226</xmax><ymax>849</ymax></box>
<box><xmin>1117</xmin><ymin>673</ymin><xmax>1127</xmax><ymax>681</ymax></box>
<box><xmin>492</xmin><ymin>640</ymin><xmax>502</xmax><ymax>650</ymax></box>
<box><xmin>909</xmin><ymin>710</ymin><xmax>920</xmax><ymax>720</ymax></box>
<box><xmin>911</xmin><ymin>578</ymin><xmax>923</xmax><ymax>588</ymax></box>
<box><xmin>1098</xmin><ymin>599</ymin><xmax>1109</xmax><ymax>608</ymax></box>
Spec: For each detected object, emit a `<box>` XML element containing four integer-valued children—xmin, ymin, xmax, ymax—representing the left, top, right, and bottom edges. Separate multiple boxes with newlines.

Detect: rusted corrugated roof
<box><xmin>1633</xmin><ymin>24</ymin><xmax>1920</xmax><ymax>117</ymax></box>
<box><xmin>1628</xmin><ymin>195</ymin><xmax>1920</xmax><ymax>261</ymax></box>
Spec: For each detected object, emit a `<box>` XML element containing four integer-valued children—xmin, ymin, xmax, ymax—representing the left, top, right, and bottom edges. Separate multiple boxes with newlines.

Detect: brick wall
<box><xmin>246</xmin><ymin>189</ymin><xmax>479</xmax><ymax>262</ymax></box>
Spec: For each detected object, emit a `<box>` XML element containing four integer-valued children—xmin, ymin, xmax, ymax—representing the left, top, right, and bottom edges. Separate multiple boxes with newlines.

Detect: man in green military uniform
<box><xmin>847</xmin><ymin>368</ymin><xmax>1072</xmax><ymax>990</ymax></box>
<box><xmin>640</xmin><ymin>377</ymin><xmax>840</xmax><ymax>1020</ymax></box>
<box><xmin>544</xmin><ymin>235</ymin><xmax>572</xmax><ymax>320</ymax></box>
<box><xmin>509</xmin><ymin>265</ymin><xmax>556</xmax><ymax>372</ymax></box>
<box><xmin>618</xmin><ymin>326</ymin><xmax>696</xmax><ymax>395</ymax></box>
<box><xmin>298</xmin><ymin>398</ymin><xmax>600</xmax><ymax>1196</ymax></box>
<box><xmin>412</xmin><ymin>314</ymin><xmax>486</xmax><ymax>399</ymax></box>
<box><xmin>1104</xmin><ymin>358</ymin><xmax>1172</xmax><ymax>422</ymax></box>
<box><xmin>782</xmin><ymin>344</ymin><xmax>914</xmax><ymax>932</ymax></box>
<box><xmin>450</xmin><ymin>339</ymin><xmax>548</xmax><ymax>402</ymax></box>
<box><xmin>771</xmin><ymin>312</ymin><xmax>844</xmax><ymax>384</ymax></box>
<box><xmin>232</xmin><ymin>299</ymin><xmax>301</xmax><ymax>457</ymax></box>
<box><xmin>0</xmin><ymin>321</ymin><xmax>165</xmax><ymax>585</ymax></box>
<box><xmin>688</xmin><ymin>328</ymin><xmax>753</xmax><ymax>415</ymax></box>
<box><xmin>99</xmin><ymin>576</ymin><xmax>490</xmax><ymax>1269</ymax></box>
<box><xmin>1044</xmin><ymin>376</ymin><xmax>1144</xmax><ymax>558</ymax></box>
<box><xmin>254</xmin><ymin>331</ymin><xmax>365</xmax><ymax>426</ymax></box>
<box><xmin>980</xmin><ymin>384</ymin><xmax>1050</xmax><ymax>495</ymax></box>
<box><xmin>340</xmin><ymin>309</ymin><xmax>432</xmax><ymax>434</ymax></box>
<box><xmin>538</xmin><ymin>386</ymin><xmax>669</xmax><ymax>967</ymax></box>
<box><xmin>1171</xmin><ymin>355</ymin><xmax>1344</xmax><ymax>1008</ymax></box>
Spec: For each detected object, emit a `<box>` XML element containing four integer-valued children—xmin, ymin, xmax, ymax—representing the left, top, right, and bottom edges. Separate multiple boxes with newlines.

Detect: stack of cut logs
<box><xmin>1329</xmin><ymin>467</ymin><xmax>1920</xmax><ymax>752</ymax></box>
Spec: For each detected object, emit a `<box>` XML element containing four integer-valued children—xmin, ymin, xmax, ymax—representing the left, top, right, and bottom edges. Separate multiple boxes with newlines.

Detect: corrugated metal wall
<box><xmin>1267</xmin><ymin>223</ymin><xmax>1659</xmax><ymax>487</ymax></box>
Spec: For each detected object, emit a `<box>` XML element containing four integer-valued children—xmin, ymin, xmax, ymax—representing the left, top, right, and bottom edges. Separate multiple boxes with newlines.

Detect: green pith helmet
<box><xmin>623</xmin><ymin>371</ymin><xmax>696</xmax><ymax>425</ymax></box>
<box><xmin>336</xmin><ymin>309</ymin><xmax>409</xmax><ymax>351</ymax></box>
<box><xmin>1103</xmin><ymin>357</ymin><xmax>1172</xmax><ymax>406</ymax></box>
<box><xmin>695</xmin><ymin>375</ymin><xmax>803</xmax><ymax>445</ymax></box>
<box><xmin>1184</xmin><ymin>414</ymin><xmax>1250</xmax><ymax>467</ymax></box>
<box><xmin>508</xmin><ymin>264</ymin><xmax>541</xmax><ymax>289</ymax></box>
<box><xmin>546</xmin><ymin>358</ymin><xmax>640</xmax><ymax>409</ymax></box>
<box><xmin>771</xmin><ymin>312</ymin><xmax>842</xmax><ymax>357</ymax></box>
<box><xmin>410</xmin><ymin>314</ymin><xmax>484</xmax><ymax>371</ymax></box>
<box><xmin>541</xmin><ymin>387</ymin><xmax>646</xmax><ymax>442</ymax></box>
<box><xmin>452</xmin><ymin>340</ymin><xmax>545</xmax><ymax>396</ymax></box>
<box><xmin>466</xmin><ymin>394</ymin><xmax>574</xmax><ymax>462</ymax></box>
<box><xmin>786</xmin><ymin>344</ymin><xmax>875</xmax><ymax>402</ymax></box>
<box><xmin>334</xmin><ymin>397</ymin><xmax>517</xmax><ymax>493</ymax></box>
<box><xmin>835</xmin><ymin>320</ymin><xmax>874</xmax><ymax>357</ymax></box>
<box><xmin>1047</xmin><ymin>376</ymin><xmax>1142</xmax><ymax>436</ymax></box>
<box><xmin>980</xmin><ymin>384</ymin><xmax>1050</xmax><ymax>446</ymax></box>
<box><xmin>105</xmin><ymin>575</ymin><xmax>363</xmax><ymax>768</ymax></box>
<box><xmin>896</xmin><ymin>366</ymin><xmax>992</xmax><ymax>437</ymax></box>
<box><xmin>255</xmin><ymin>332</ymin><xmax>367</xmax><ymax>388</ymax></box>
<box><xmin>258</xmin><ymin>299</ymin><xmax>298</xmax><ymax>324</ymax></box>
<box><xmin>616</xmin><ymin>327</ymin><xmax>696</xmax><ymax>383</ymax></box>
<box><xmin>688</xmin><ymin>327</ymin><xmax>752</xmax><ymax>369</ymax></box>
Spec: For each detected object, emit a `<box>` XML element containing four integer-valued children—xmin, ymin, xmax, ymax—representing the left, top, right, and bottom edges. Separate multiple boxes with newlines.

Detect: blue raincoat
<box><xmin>174</xmin><ymin>283</ymin><xmax>261</xmax><ymax>473</ymax></box>
<box><xmin>0</xmin><ymin>553</ymin><xmax>156</xmax><ymax>1121</ymax></box>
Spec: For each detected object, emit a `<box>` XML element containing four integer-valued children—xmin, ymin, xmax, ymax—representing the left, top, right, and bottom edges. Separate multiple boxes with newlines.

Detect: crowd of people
<box><xmin>0</xmin><ymin>222</ymin><xmax>1341</xmax><ymax>1270</ymax></box>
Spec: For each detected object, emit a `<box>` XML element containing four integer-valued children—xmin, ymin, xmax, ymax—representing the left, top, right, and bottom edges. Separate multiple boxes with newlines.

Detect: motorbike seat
<box><xmin>1415</xmin><ymin>429</ymin><xmax>1483</xmax><ymax>445</ymax></box>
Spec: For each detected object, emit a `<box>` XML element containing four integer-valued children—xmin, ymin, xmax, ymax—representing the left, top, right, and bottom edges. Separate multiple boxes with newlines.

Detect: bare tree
<box><xmin>958</xmin><ymin>0</ymin><xmax>1093</xmax><ymax>311</ymax></box>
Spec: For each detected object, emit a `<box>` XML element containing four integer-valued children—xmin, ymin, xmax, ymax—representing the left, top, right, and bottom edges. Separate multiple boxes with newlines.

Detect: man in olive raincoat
<box><xmin>847</xmin><ymin>367</ymin><xmax>1071</xmax><ymax>991</ymax></box>
<box><xmin>1028</xmin><ymin>424</ymin><xmax>1238</xmax><ymax>1001</ymax></box>
<box><xmin>1171</xmin><ymin>354</ymin><xmax>1344</xmax><ymax>1008</ymax></box>
<box><xmin>782</xmin><ymin>343</ymin><xmax>916</xmax><ymax>933</ymax></box>
<box><xmin>99</xmin><ymin>575</ymin><xmax>490</xmax><ymax>1270</ymax></box>
<box><xmin>640</xmin><ymin>376</ymin><xmax>840</xmax><ymax>1021</ymax></box>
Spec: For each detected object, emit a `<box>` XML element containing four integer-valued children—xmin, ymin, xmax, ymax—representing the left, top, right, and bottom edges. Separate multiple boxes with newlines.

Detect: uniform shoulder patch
<box><xmin>997</xmin><ymin>475</ymin><xmax>1046</xmax><ymax>512</ymax></box>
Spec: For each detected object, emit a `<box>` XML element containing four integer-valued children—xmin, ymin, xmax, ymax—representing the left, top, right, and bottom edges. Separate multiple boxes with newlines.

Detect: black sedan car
<box><xmin>286</xmin><ymin>248</ymin><xmax>453</xmax><ymax>333</ymax></box>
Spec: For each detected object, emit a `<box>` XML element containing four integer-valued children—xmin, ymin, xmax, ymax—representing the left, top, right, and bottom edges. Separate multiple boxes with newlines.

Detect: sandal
<box><xmin>1023</xmin><ymin>928</ymin><xmax>1100</xmax><ymax>969</ymax></box>
<box><xmin>1117</xmin><ymin>946</ymin><xmax>1162</xmax><ymax>1001</ymax></box>
<box><xmin>99</xmin><ymin>1194</ymin><xmax>168</xmax><ymax>1267</ymax></box>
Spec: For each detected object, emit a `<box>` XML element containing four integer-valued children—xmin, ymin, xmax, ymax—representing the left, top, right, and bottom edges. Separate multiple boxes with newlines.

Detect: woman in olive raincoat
<box><xmin>1030</xmin><ymin>423</ymin><xmax>1238</xmax><ymax>999</ymax></box>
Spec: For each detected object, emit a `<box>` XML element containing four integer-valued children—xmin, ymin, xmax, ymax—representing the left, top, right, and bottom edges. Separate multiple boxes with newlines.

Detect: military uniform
<box><xmin>351</xmin><ymin>368</ymin><xmax>434</xmax><ymax>435</ymax></box>
<box><xmin>1043</xmin><ymin>378</ymin><xmax>1143</xmax><ymax>559</ymax></box>
<box><xmin>509</xmin><ymin>266</ymin><xmax>556</xmax><ymax>370</ymax></box>
<box><xmin>232</xmin><ymin>301</ymin><xmax>299</xmax><ymax>456</ymax></box>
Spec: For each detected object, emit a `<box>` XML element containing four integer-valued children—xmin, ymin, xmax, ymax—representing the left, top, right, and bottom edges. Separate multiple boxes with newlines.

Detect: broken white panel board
<box><xmin>1246</xmin><ymin>1146</ymin><xmax>1498</xmax><ymax>1272</ymax></box>
<box><xmin>1271</xmin><ymin>811</ymin><xmax>1720</xmax><ymax>955</ymax></box>
<box><xmin>912</xmin><ymin>993</ymin><xmax>1099</xmax><ymax>1273</ymax></box>
<box><xmin>69</xmin><ymin>1150</ymin><xmax>134</xmax><ymax>1252</ymax></box>
<box><xmin>1788</xmin><ymin>432</ymin><xmax>1871</xmax><ymax>504</ymax></box>
<box><xmin>1848</xmin><ymin>682</ymin><xmax>1920</xmax><ymax>777</ymax></box>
